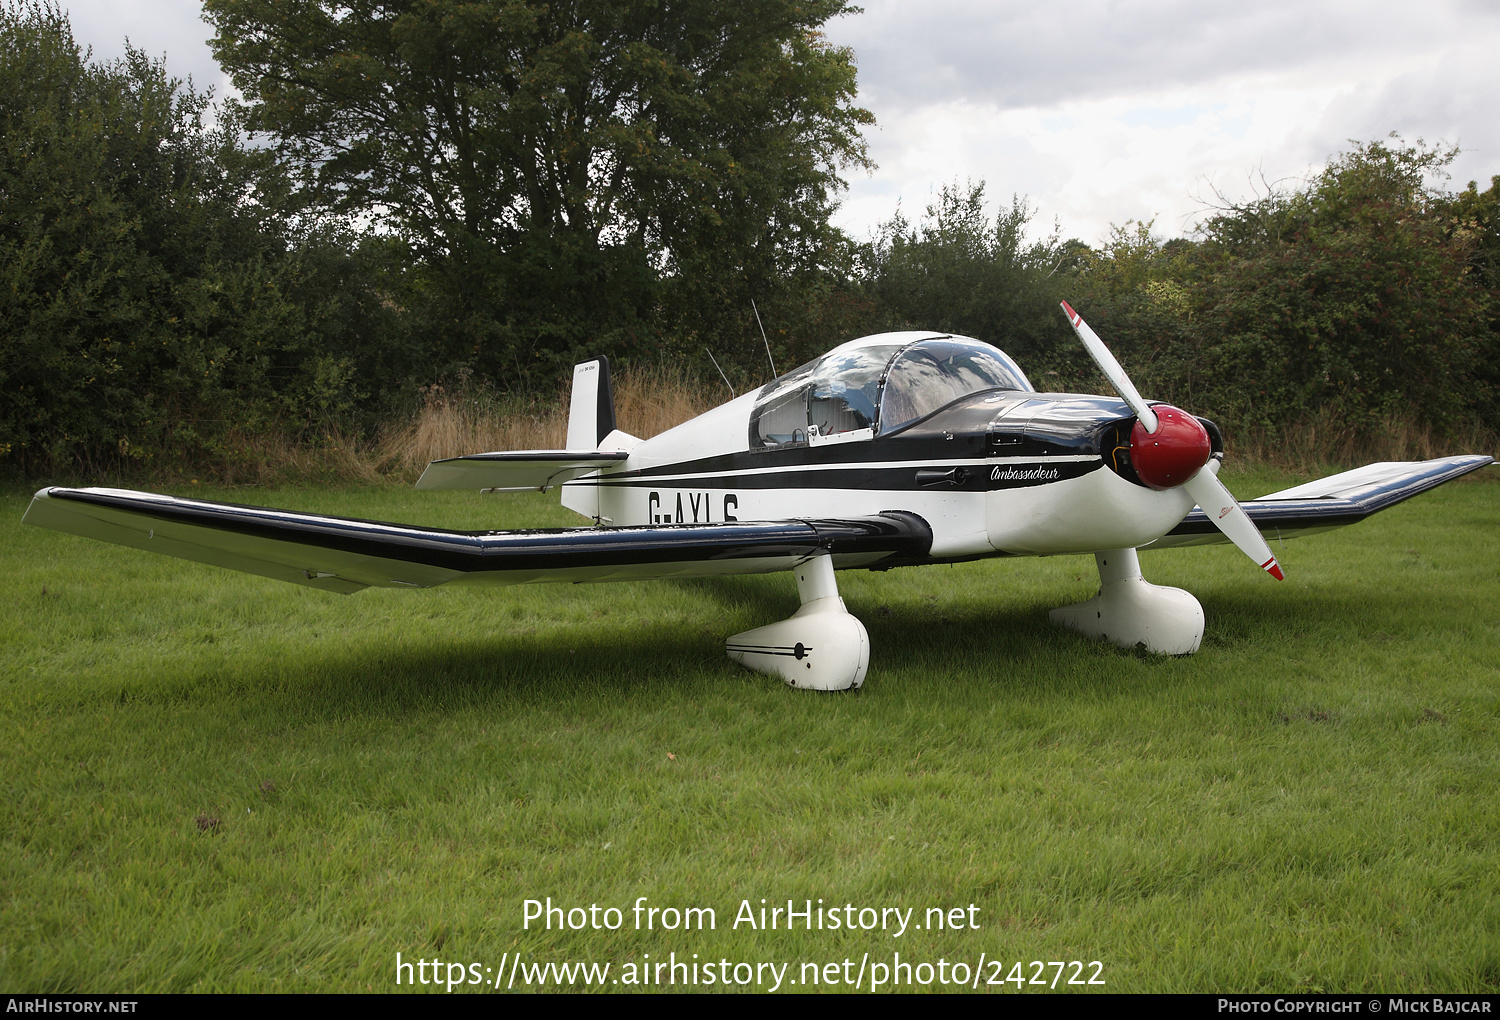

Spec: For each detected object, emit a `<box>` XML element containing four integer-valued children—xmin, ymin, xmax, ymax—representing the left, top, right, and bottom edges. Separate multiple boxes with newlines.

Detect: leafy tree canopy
<box><xmin>0</xmin><ymin>1</ymin><xmax>402</xmax><ymax>474</ymax></box>
<box><xmin>1047</xmin><ymin>138</ymin><xmax>1498</xmax><ymax>437</ymax></box>
<box><xmin>205</xmin><ymin>0</ymin><xmax>873</xmax><ymax>381</ymax></box>
<box><xmin>860</xmin><ymin>181</ymin><xmax>1092</xmax><ymax>386</ymax></box>
<box><xmin>1188</xmin><ymin>139</ymin><xmax>1494</xmax><ymax>432</ymax></box>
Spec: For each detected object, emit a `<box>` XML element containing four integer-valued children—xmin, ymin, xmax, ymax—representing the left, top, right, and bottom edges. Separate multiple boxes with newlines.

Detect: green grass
<box><xmin>2</xmin><ymin>466</ymin><xmax>1498</xmax><ymax>993</ymax></box>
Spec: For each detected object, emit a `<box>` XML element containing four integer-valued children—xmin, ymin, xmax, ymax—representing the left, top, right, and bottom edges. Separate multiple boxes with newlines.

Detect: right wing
<box><xmin>1149</xmin><ymin>455</ymin><xmax>1492</xmax><ymax>548</ymax></box>
<box><xmin>23</xmin><ymin>487</ymin><xmax>932</xmax><ymax>593</ymax></box>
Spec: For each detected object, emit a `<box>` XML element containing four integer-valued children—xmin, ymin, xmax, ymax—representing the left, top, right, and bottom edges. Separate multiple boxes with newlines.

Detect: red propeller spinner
<box><xmin>1129</xmin><ymin>406</ymin><xmax>1211</xmax><ymax>490</ymax></box>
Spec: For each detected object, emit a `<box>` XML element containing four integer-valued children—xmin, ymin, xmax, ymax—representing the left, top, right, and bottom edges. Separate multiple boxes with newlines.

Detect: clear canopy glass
<box><xmin>878</xmin><ymin>338</ymin><xmax>1032</xmax><ymax>434</ymax></box>
<box><xmin>748</xmin><ymin>336</ymin><xmax>1032</xmax><ymax>448</ymax></box>
<box><xmin>808</xmin><ymin>345</ymin><xmax>902</xmax><ymax>437</ymax></box>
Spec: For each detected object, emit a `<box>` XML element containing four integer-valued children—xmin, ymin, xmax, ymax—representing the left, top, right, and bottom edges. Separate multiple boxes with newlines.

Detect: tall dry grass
<box><xmin>98</xmin><ymin>372</ymin><xmax>1493</xmax><ymax>487</ymax></box>
<box><xmin>142</xmin><ymin>366</ymin><xmax>722</xmax><ymax>486</ymax></box>
<box><xmin>209</xmin><ymin>428</ymin><xmax>386</xmax><ymax>487</ymax></box>
<box><xmin>380</xmin><ymin>364</ymin><xmax>722</xmax><ymax>481</ymax></box>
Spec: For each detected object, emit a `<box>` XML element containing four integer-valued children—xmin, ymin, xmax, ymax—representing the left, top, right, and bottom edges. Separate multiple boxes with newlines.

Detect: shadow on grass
<box><xmin>132</xmin><ymin>584</ymin><xmax>1364</xmax><ymax>720</ymax></box>
<box><xmin>76</xmin><ymin>555</ymin><xmax>1443</xmax><ymax>726</ymax></box>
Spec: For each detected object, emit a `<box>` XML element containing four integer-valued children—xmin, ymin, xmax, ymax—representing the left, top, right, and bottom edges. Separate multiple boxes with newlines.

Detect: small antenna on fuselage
<box><xmin>704</xmin><ymin>348</ymin><xmax>735</xmax><ymax>398</ymax></box>
<box><xmin>752</xmin><ymin>299</ymin><xmax>777</xmax><ymax>379</ymax></box>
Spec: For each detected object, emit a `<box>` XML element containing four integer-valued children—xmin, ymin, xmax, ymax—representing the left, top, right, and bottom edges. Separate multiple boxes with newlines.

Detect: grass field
<box><xmin>1</xmin><ymin>465</ymin><xmax>1497</xmax><ymax>993</ymax></box>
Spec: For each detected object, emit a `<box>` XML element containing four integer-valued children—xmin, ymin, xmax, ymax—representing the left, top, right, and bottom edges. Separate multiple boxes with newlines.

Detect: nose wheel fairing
<box><xmin>1049</xmin><ymin>547</ymin><xmax>1204</xmax><ymax>655</ymax></box>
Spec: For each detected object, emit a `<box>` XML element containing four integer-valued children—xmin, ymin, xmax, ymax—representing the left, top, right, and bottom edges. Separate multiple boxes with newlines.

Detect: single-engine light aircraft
<box><xmin>24</xmin><ymin>303</ymin><xmax>1492</xmax><ymax>690</ymax></box>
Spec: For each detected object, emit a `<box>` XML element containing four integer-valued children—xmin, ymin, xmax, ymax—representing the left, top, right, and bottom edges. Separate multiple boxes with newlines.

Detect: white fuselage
<box><xmin>563</xmin><ymin>387</ymin><xmax>1199</xmax><ymax>563</ymax></box>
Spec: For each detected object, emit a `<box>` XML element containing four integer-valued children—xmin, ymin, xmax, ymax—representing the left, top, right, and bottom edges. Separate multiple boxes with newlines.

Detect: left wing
<box><xmin>23</xmin><ymin>487</ymin><xmax>932</xmax><ymax>592</ymax></box>
<box><xmin>1148</xmin><ymin>455</ymin><xmax>1492</xmax><ymax>548</ymax></box>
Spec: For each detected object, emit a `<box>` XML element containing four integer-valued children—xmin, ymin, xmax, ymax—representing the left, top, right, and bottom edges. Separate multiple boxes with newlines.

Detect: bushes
<box><xmin>861</xmin><ymin>182</ymin><xmax>1089</xmax><ymax>386</ymax></box>
<box><xmin>1188</xmin><ymin>140</ymin><xmax>1493</xmax><ymax>438</ymax></box>
<box><xmin>0</xmin><ymin>3</ymin><xmax>403</xmax><ymax>476</ymax></box>
<box><xmin>861</xmin><ymin>143</ymin><xmax>1498</xmax><ymax>456</ymax></box>
<box><xmin>3</xmin><ymin>3</ymin><xmax>258</xmax><ymax>469</ymax></box>
<box><xmin>1</xmin><ymin>2</ymin><xmax>1493</xmax><ymax>480</ymax></box>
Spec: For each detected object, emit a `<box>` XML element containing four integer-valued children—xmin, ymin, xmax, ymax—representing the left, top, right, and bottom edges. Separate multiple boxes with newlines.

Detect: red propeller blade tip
<box><xmin>1262</xmin><ymin>558</ymin><xmax>1285</xmax><ymax>581</ymax></box>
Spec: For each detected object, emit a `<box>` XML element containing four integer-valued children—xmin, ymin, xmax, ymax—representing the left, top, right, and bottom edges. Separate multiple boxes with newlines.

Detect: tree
<box><xmin>861</xmin><ymin>181</ymin><xmax>1086</xmax><ymax>384</ymax></box>
<box><xmin>0</xmin><ymin>2</ymin><xmax>401</xmax><ymax>474</ymax></box>
<box><xmin>205</xmin><ymin>0</ymin><xmax>873</xmax><ymax>384</ymax></box>
<box><xmin>1189</xmin><ymin>138</ymin><xmax>1493</xmax><ymax>435</ymax></box>
<box><xmin>1448</xmin><ymin>173</ymin><xmax>1500</xmax><ymax>425</ymax></box>
<box><xmin>852</xmin><ymin>141</ymin><xmax>1498</xmax><ymax>447</ymax></box>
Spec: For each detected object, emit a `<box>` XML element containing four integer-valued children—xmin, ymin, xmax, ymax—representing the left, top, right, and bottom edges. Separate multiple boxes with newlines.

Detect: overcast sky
<box><xmin>57</xmin><ymin>0</ymin><xmax>1500</xmax><ymax>246</ymax></box>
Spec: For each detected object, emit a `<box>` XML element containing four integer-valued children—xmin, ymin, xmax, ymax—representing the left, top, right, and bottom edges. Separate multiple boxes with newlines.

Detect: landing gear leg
<box><xmin>1049</xmin><ymin>547</ymin><xmax>1204</xmax><ymax>655</ymax></box>
<box><xmin>726</xmin><ymin>552</ymin><xmax>871</xmax><ymax>690</ymax></box>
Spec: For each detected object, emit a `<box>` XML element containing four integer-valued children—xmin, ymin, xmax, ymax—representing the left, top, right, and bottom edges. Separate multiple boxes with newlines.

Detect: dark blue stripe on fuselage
<box><xmin>575</xmin><ymin>458</ymin><xmax>1103</xmax><ymax>491</ymax></box>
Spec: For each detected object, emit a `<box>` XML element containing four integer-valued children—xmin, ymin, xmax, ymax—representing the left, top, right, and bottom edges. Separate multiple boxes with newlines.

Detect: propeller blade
<box><xmin>1060</xmin><ymin>300</ymin><xmax>1158</xmax><ymax>433</ymax></box>
<box><xmin>1059</xmin><ymin>299</ymin><xmax>1280</xmax><ymax>579</ymax></box>
<box><xmin>1182</xmin><ymin>464</ymin><xmax>1285</xmax><ymax>580</ymax></box>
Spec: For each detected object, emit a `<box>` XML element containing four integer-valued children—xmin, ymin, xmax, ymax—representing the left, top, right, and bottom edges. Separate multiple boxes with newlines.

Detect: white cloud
<box><xmin>829</xmin><ymin>0</ymin><xmax>1500</xmax><ymax>243</ymax></box>
<box><xmin>831</xmin><ymin>0</ymin><xmax>1494</xmax><ymax>111</ymax></box>
<box><xmin>59</xmin><ymin>0</ymin><xmax>230</xmax><ymax>98</ymax></box>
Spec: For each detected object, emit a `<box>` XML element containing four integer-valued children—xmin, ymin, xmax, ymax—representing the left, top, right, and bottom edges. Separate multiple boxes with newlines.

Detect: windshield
<box><xmin>879</xmin><ymin>339</ymin><xmax>1032</xmax><ymax>434</ymax></box>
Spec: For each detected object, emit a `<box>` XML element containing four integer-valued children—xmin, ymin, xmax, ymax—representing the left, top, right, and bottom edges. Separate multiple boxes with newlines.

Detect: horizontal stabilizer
<box><xmin>23</xmin><ymin>488</ymin><xmax>933</xmax><ymax>591</ymax></box>
<box><xmin>415</xmin><ymin>450</ymin><xmax>629</xmax><ymax>492</ymax></box>
<box><xmin>1149</xmin><ymin>455</ymin><xmax>1492</xmax><ymax>549</ymax></box>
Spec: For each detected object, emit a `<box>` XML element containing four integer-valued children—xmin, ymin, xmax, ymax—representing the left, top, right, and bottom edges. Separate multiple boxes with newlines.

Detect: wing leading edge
<box><xmin>23</xmin><ymin>487</ymin><xmax>932</xmax><ymax>593</ymax></box>
<box><xmin>1148</xmin><ymin>455</ymin><xmax>1493</xmax><ymax>549</ymax></box>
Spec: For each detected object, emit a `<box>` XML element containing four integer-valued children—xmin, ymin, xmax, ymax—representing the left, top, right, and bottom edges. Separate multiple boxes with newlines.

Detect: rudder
<box><xmin>566</xmin><ymin>357</ymin><xmax>617</xmax><ymax>451</ymax></box>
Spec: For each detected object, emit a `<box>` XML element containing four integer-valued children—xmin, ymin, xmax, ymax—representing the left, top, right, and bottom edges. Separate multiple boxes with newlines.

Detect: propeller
<box><xmin>1060</xmin><ymin>300</ymin><xmax>1283</xmax><ymax>580</ymax></box>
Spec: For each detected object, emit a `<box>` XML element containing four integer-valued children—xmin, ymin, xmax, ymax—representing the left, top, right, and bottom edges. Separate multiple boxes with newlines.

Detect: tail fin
<box><xmin>566</xmin><ymin>357</ymin><xmax>617</xmax><ymax>450</ymax></box>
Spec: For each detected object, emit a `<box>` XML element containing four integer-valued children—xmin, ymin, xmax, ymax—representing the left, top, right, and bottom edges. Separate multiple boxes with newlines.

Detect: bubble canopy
<box><xmin>749</xmin><ymin>334</ymin><xmax>1033</xmax><ymax>448</ymax></box>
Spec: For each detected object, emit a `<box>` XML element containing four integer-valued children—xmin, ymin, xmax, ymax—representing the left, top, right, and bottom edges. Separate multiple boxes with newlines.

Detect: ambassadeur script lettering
<box><xmin>990</xmin><ymin>465</ymin><xmax>1060</xmax><ymax>482</ymax></box>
